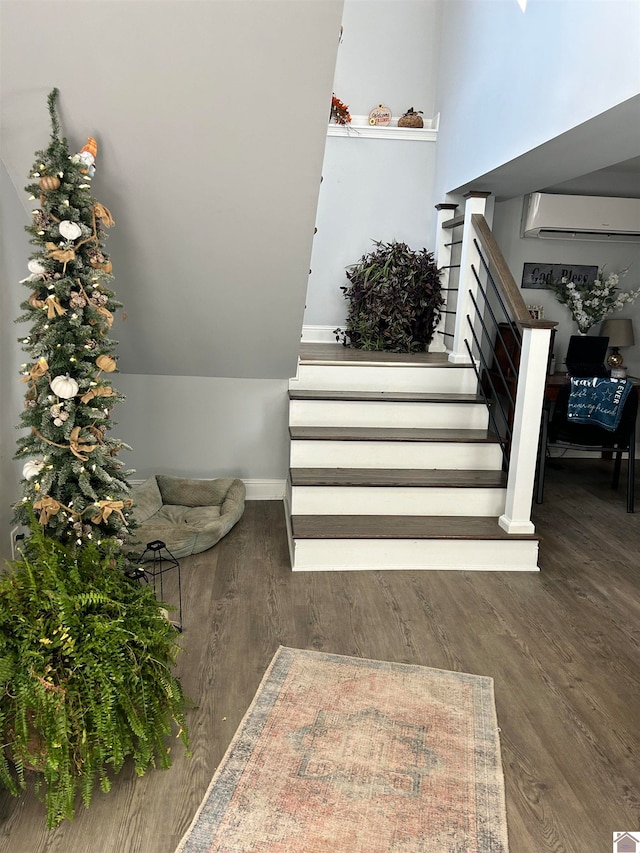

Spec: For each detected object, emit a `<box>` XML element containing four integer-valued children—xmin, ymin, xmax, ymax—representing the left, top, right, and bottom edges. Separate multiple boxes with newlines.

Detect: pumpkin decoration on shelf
<box><xmin>39</xmin><ymin>174</ymin><xmax>60</xmax><ymax>191</ymax></box>
<box><xmin>398</xmin><ymin>107</ymin><xmax>424</xmax><ymax>129</ymax></box>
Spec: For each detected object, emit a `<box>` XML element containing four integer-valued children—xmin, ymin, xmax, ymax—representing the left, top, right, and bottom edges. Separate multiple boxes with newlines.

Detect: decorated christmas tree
<box><xmin>13</xmin><ymin>88</ymin><xmax>133</xmax><ymax>552</ymax></box>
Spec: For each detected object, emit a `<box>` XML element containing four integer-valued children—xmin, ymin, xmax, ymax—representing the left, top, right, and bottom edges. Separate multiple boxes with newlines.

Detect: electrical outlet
<box><xmin>10</xmin><ymin>527</ymin><xmax>25</xmax><ymax>561</ymax></box>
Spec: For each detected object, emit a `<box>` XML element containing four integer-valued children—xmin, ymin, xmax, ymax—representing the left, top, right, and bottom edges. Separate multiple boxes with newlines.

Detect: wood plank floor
<box><xmin>1</xmin><ymin>458</ymin><xmax>638</xmax><ymax>852</ymax></box>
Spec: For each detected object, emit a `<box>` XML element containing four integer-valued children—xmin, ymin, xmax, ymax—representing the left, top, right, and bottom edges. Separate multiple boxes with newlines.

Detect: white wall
<box><xmin>493</xmin><ymin>197</ymin><xmax>640</xmax><ymax>377</ymax></box>
<box><xmin>304</xmin><ymin>0</ymin><xmax>442</xmax><ymax>328</ymax></box>
<box><xmin>331</xmin><ymin>0</ymin><xmax>441</xmax><ymax>116</ymax></box>
<box><xmin>305</xmin><ymin>138</ymin><xmax>437</xmax><ymax>327</ymax></box>
<box><xmin>434</xmin><ymin>0</ymin><xmax>640</xmax><ymax>199</ymax></box>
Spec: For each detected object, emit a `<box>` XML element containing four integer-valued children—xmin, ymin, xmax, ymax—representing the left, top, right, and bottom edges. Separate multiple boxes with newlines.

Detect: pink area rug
<box><xmin>175</xmin><ymin>647</ymin><xmax>509</xmax><ymax>853</ymax></box>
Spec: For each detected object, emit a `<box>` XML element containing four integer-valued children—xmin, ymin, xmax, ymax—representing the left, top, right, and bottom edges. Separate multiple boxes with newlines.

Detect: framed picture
<box><xmin>527</xmin><ymin>305</ymin><xmax>544</xmax><ymax>320</ymax></box>
<box><xmin>521</xmin><ymin>262</ymin><xmax>598</xmax><ymax>290</ymax></box>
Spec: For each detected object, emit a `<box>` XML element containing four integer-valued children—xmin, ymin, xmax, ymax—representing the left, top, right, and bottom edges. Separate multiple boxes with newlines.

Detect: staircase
<box><xmin>285</xmin><ymin>343</ymin><xmax>540</xmax><ymax>572</ymax></box>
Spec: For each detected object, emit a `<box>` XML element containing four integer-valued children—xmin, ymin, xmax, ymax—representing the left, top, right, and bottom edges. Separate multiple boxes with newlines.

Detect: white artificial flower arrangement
<box><xmin>549</xmin><ymin>268</ymin><xmax>640</xmax><ymax>333</ymax></box>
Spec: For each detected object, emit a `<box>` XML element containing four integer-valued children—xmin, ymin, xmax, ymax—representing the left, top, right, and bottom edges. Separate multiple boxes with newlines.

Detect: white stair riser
<box><xmin>291</xmin><ymin>364</ymin><xmax>477</xmax><ymax>393</ymax></box>
<box><xmin>289</xmin><ymin>399</ymin><xmax>489</xmax><ymax>429</ymax></box>
<box><xmin>292</xmin><ymin>538</ymin><xmax>539</xmax><ymax>571</ymax></box>
<box><xmin>290</xmin><ymin>440</ymin><xmax>503</xmax><ymax>470</ymax></box>
<box><xmin>290</xmin><ymin>486</ymin><xmax>506</xmax><ymax>516</ymax></box>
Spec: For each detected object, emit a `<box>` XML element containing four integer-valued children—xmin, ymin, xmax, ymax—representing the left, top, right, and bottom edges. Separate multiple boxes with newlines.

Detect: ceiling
<box><xmin>542</xmin><ymin>155</ymin><xmax>640</xmax><ymax>198</ymax></box>
<box><xmin>451</xmin><ymin>95</ymin><xmax>640</xmax><ymax>202</ymax></box>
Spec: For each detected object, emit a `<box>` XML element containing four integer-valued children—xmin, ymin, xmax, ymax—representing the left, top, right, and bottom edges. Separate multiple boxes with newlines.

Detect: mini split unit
<box><xmin>521</xmin><ymin>192</ymin><xmax>640</xmax><ymax>242</ymax></box>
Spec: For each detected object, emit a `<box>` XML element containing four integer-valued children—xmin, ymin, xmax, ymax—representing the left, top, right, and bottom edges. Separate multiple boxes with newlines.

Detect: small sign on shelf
<box><xmin>368</xmin><ymin>104</ymin><xmax>392</xmax><ymax>127</ymax></box>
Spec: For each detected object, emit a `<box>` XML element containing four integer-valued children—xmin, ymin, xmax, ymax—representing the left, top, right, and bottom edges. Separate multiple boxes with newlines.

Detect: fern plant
<box><xmin>0</xmin><ymin>520</ymin><xmax>189</xmax><ymax>828</ymax></box>
<box><xmin>335</xmin><ymin>240</ymin><xmax>444</xmax><ymax>353</ymax></box>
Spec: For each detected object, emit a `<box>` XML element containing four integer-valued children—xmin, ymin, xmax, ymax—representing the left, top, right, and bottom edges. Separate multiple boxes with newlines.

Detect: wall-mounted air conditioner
<box><xmin>521</xmin><ymin>192</ymin><xmax>640</xmax><ymax>242</ymax></box>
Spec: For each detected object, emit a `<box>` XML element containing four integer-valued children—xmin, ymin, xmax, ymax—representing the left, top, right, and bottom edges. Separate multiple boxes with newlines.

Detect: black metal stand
<box><xmin>138</xmin><ymin>539</ymin><xmax>183</xmax><ymax>632</ymax></box>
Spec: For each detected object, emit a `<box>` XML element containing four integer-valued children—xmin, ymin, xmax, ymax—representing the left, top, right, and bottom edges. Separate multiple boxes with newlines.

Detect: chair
<box><xmin>536</xmin><ymin>381</ymin><xmax>637</xmax><ymax>512</ymax></box>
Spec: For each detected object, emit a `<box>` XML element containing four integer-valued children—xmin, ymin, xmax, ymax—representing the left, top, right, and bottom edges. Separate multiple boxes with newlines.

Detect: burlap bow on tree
<box><xmin>46</xmin><ymin>294</ymin><xmax>67</xmax><ymax>319</ymax></box>
<box><xmin>93</xmin><ymin>202</ymin><xmax>115</xmax><ymax>227</ymax></box>
<box><xmin>45</xmin><ymin>242</ymin><xmax>75</xmax><ymax>264</ymax></box>
<box><xmin>33</xmin><ymin>495</ymin><xmax>62</xmax><ymax>525</ymax></box>
<box><xmin>90</xmin><ymin>498</ymin><xmax>132</xmax><ymax>526</ymax></box>
<box><xmin>21</xmin><ymin>358</ymin><xmax>49</xmax><ymax>383</ymax></box>
<box><xmin>80</xmin><ymin>385</ymin><xmax>115</xmax><ymax>404</ymax></box>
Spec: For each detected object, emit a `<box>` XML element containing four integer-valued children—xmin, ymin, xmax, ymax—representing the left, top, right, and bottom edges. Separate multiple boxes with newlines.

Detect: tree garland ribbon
<box><xmin>31</xmin><ymin>425</ymin><xmax>98</xmax><ymax>461</ymax></box>
<box><xmin>96</xmin><ymin>305</ymin><xmax>114</xmax><ymax>328</ymax></box>
<box><xmin>69</xmin><ymin>426</ymin><xmax>98</xmax><ymax>460</ymax></box>
<box><xmin>28</xmin><ymin>292</ymin><xmax>46</xmax><ymax>310</ymax></box>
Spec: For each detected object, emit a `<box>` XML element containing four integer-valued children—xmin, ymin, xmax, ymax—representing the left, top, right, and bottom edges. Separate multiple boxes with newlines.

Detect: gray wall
<box><xmin>114</xmin><ymin>374</ymin><xmax>289</xmax><ymax>483</ymax></box>
<box><xmin>0</xmin><ymin>162</ymin><xmax>31</xmax><ymax>561</ymax></box>
<box><xmin>0</xmin><ymin>0</ymin><xmax>344</xmax><ymax>538</ymax></box>
<box><xmin>1</xmin><ymin>0</ymin><xmax>344</xmax><ymax>380</ymax></box>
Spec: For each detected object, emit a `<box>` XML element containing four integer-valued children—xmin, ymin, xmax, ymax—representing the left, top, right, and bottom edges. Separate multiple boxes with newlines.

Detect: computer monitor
<box><xmin>565</xmin><ymin>335</ymin><xmax>609</xmax><ymax>378</ymax></box>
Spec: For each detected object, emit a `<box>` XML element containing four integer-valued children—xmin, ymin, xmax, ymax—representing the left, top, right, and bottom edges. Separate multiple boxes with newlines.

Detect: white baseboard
<box><xmin>243</xmin><ymin>479</ymin><xmax>286</xmax><ymax>500</ymax></box>
<box><xmin>129</xmin><ymin>478</ymin><xmax>286</xmax><ymax>500</ymax></box>
<box><xmin>301</xmin><ymin>325</ymin><xmax>339</xmax><ymax>344</ymax></box>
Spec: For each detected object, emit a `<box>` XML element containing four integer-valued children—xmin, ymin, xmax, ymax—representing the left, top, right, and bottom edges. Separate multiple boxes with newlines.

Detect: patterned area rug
<box><xmin>175</xmin><ymin>647</ymin><xmax>509</xmax><ymax>853</ymax></box>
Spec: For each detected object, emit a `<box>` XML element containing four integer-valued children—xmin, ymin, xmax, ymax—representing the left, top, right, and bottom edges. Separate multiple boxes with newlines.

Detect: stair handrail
<box><xmin>436</xmin><ymin>196</ymin><xmax>557</xmax><ymax>537</ymax></box>
<box><xmin>470</xmin><ymin>214</ymin><xmax>556</xmax><ymax>334</ymax></box>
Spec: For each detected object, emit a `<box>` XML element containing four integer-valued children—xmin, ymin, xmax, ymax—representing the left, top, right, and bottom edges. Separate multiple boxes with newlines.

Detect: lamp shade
<box><xmin>599</xmin><ymin>317</ymin><xmax>635</xmax><ymax>348</ymax></box>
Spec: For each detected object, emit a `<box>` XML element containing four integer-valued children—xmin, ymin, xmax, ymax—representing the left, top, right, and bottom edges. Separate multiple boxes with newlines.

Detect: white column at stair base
<box><xmin>499</xmin><ymin>326</ymin><xmax>552</xmax><ymax>535</ymax></box>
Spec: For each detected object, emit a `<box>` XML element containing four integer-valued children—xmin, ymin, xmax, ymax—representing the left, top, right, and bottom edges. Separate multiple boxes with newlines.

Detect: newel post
<box><xmin>432</xmin><ymin>203</ymin><xmax>458</xmax><ymax>353</ymax></box>
<box><xmin>499</xmin><ymin>325</ymin><xmax>553</xmax><ymax>534</ymax></box>
<box><xmin>449</xmin><ymin>192</ymin><xmax>491</xmax><ymax>364</ymax></box>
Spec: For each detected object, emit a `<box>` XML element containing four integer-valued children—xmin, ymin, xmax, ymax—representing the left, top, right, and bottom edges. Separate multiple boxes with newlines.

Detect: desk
<box><xmin>482</xmin><ymin>370</ymin><xmax>639</xmax><ymax>436</ymax></box>
<box><xmin>545</xmin><ymin>372</ymin><xmax>640</xmax><ymax>401</ymax></box>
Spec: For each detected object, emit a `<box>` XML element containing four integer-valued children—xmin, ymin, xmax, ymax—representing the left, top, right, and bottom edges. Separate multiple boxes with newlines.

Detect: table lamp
<box><xmin>599</xmin><ymin>317</ymin><xmax>635</xmax><ymax>375</ymax></box>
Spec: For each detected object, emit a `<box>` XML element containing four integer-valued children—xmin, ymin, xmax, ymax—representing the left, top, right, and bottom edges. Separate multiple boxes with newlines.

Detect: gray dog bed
<box><xmin>127</xmin><ymin>475</ymin><xmax>245</xmax><ymax>559</ymax></box>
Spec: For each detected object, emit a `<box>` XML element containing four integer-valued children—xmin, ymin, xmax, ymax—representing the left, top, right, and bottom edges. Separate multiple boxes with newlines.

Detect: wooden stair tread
<box><xmin>292</xmin><ymin>515</ymin><xmax>537</xmax><ymax>540</ymax></box>
<box><xmin>299</xmin><ymin>343</ymin><xmax>462</xmax><ymax>366</ymax></box>
<box><xmin>290</xmin><ymin>426</ymin><xmax>499</xmax><ymax>443</ymax></box>
<box><xmin>290</xmin><ymin>468</ymin><xmax>507</xmax><ymax>488</ymax></box>
<box><xmin>289</xmin><ymin>389</ymin><xmax>485</xmax><ymax>403</ymax></box>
